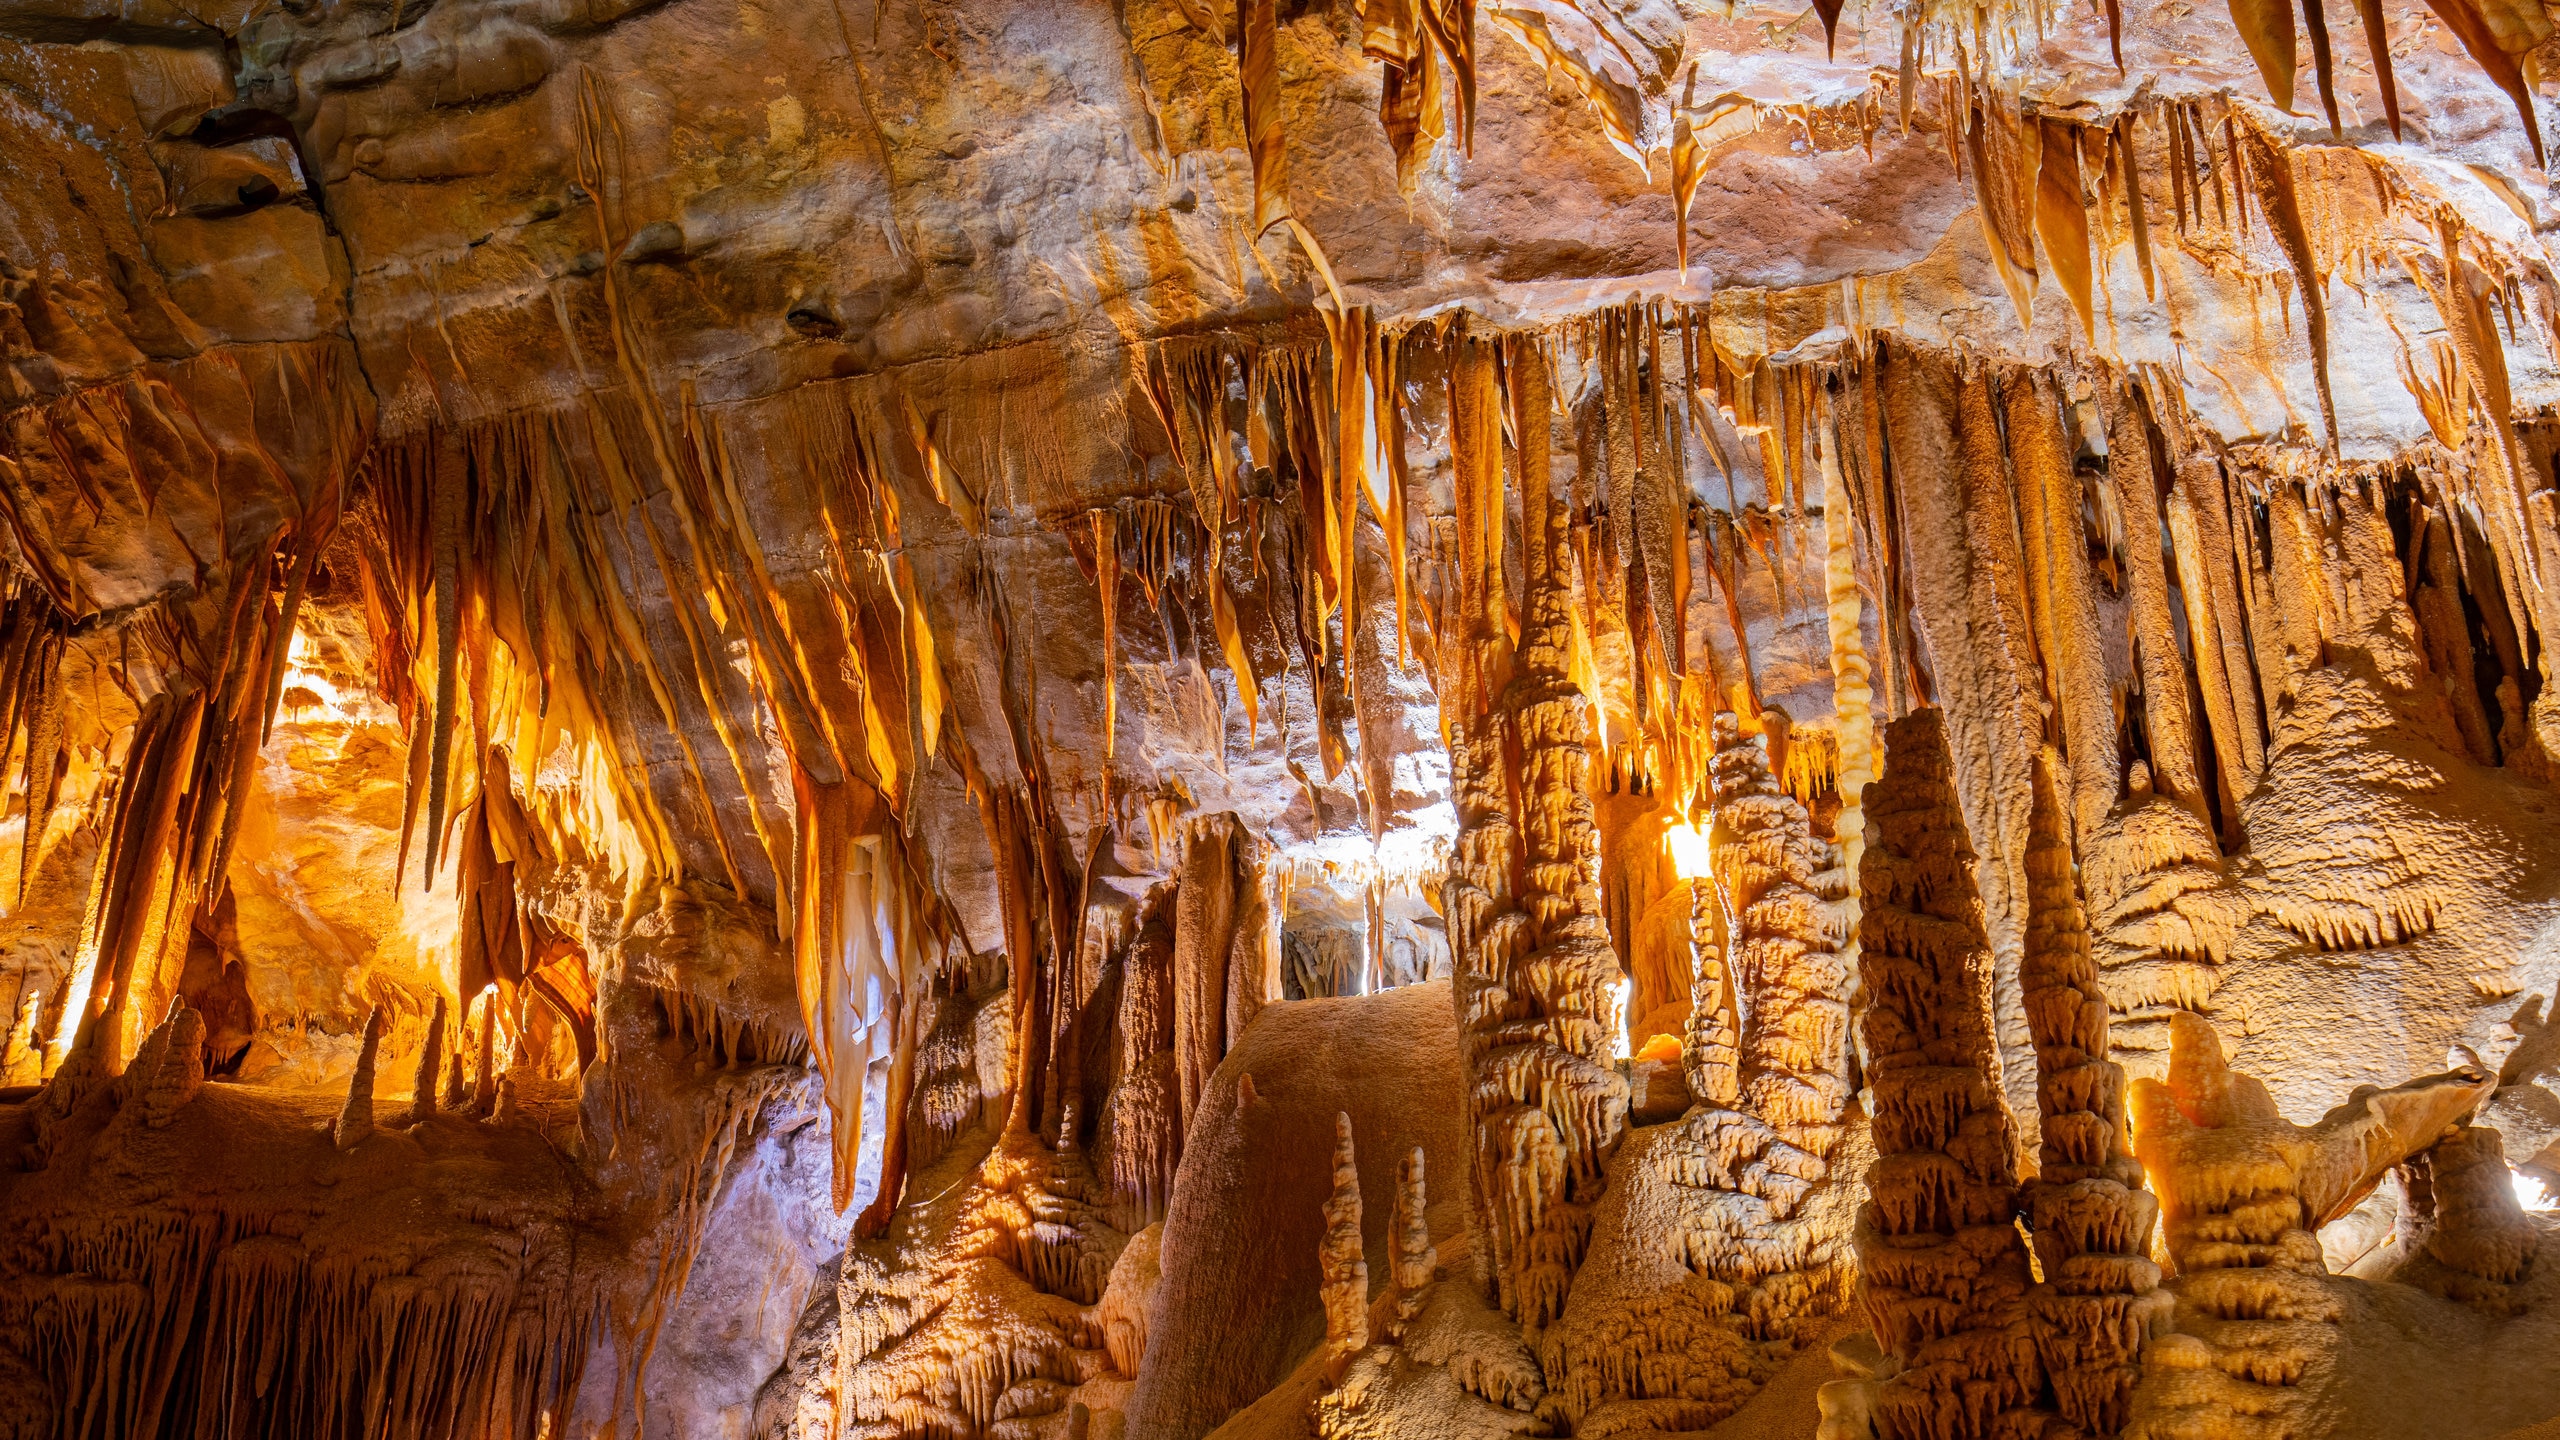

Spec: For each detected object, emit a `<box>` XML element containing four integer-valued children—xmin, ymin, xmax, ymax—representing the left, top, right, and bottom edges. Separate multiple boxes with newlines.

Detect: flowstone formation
<box><xmin>12</xmin><ymin>0</ymin><xmax>2560</xmax><ymax>1427</ymax></box>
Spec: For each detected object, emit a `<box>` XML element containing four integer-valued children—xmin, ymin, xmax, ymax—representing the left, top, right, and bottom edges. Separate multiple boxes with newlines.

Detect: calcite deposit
<box><xmin>6</xmin><ymin>0</ymin><xmax>2560</xmax><ymax>1430</ymax></box>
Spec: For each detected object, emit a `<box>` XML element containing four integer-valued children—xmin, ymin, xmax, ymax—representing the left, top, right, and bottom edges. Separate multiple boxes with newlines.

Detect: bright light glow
<box><xmin>1633</xmin><ymin>1032</ymin><xmax>1683</xmax><ymax>1064</ymax></box>
<box><xmin>279</xmin><ymin>630</ymin><xmax>352</xmax><ymax>716</ymax></box>
<box><xmin>1664</xmin><ymin>822</ymin><xmax>1713</xmax><ymax>881</ymax></box>
<box><xmin>2512</xmin><ymin>1168</ymin><xmax>2559</xmax><ymax>1213</ymax></box>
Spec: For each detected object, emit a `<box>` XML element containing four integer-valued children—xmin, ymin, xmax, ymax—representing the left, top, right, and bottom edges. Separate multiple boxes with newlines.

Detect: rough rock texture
<box><xmin>10</xmin><ymin>0</ymin><xmax>2560</xmax><ymax>1429</ymax></box>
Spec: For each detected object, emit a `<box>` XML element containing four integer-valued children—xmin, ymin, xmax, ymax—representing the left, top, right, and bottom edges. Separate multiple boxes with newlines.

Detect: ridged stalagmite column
<box><xmin>2019</xmin><ymin>753</ymin><xmax>2168</xmax><ymax>1436</ymax></box>
<box><xmin>1320</xmin><ymin>1113</ymin><xmax>1369</xmax><ymax>1381</ymax></box>
<box><xmin>1445</xmin><ymin>332</ymin><xmax>1628</xmax><ymax>1331</ymax></box>
<box><xmin>1854</xmin><ymin>709</ymin><xmax>2044</xmax><ymax>1439</ymax></box>
<box><xmin>1710</xmin><ymin>713</ymin><xmax>1853</xmax><ymax>1148</ymax></box>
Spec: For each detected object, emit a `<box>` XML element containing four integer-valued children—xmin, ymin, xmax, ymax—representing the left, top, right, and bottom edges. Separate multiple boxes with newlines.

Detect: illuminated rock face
<box><xmin>8</xmin><ymin>0</ymin><xmax>2560</xmax><ymax>1433</ymax></box>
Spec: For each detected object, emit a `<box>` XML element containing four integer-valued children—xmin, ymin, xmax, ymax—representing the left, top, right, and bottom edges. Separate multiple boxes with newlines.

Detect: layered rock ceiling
<box><xmin>10</xmin><ymin>0</ymin><xmax>2560</xmax><ymax>1430</ymax></box>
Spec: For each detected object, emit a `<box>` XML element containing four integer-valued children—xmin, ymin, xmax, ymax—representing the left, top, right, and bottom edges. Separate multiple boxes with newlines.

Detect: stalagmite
<box><xmin>1446</xmin><ymin>331</ymin><xmax>1629</xmax><ymax>1332</ymax></box>
<box><xmin>129</xmin><ymin>1000</ymin><xmax>204</xmax><ymax>1129</ymax></box>
<box><xmin>1391</xmin><ymin>1146</ymin><xmax>1437</xmax><ymax>1322</ymax></box>
<box><xmin>2019</xmin><ymin>754</ymin><xmax>2168</xmax><ymax>1436</ymax></box>
<box><xmin>1111</xmin><ymin>886</ymin><xmax>1183</xmax><ymax>1218</ymax></box>
<box><xmin>1320</xmin><ymin>1112</ymin><xmax>1369</xmax><ymax>1381</ymax></box>
<box><xmin>1853</xmin><ymin>709</ymin><xmax>2045</xmax><ymax>1439</ymax></box>
<box><xmin>1683</xmin><ymin>888</ymin><xmax>1744</xmax><ymax>1107</ymax></box>
<box><xmin>2399</xmin><ymin>1124</ymin><xmax>2540</xmax><ymax>1308</ymax></box>
<box><xmin>409</xmin><ymin>992</ymin><xmax>446</xmax><ymax>1124</ymax></box>
<box><xmin>471</xmin><ymin>995</ymin><xmax>498</xmax><ymax>1119</ymax></box>
<box><xmin>334</xmin><ymin>1003</ymin><xmax>388</xmax><ymax>1151</ymax></box>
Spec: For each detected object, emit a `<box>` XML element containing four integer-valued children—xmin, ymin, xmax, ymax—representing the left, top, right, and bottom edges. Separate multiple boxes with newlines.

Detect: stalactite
<box><xmin>1968</xmin><ymin>99</ymin><xmax>2041</xmax><ymax>333</ymax></box>
<box><xmin>2019</xmin><ymin>753</ymin><xmax>2168</xmax><ymax>1438</ymax></box>
<box><xmin>1817</xmin><ymin>399</ymin><xmax>1873</xmax><ymax>905</ymax></box>
<box><xmin>797</xmin><ymin>770</ymin><xmax>950</xmax><ymax>1210</ymax></box>
<box><xmin>1173</xmin><ymin>813</ymin><xmax>1258</xmax><ymax>1138</ymax></box>
<box><xmin>2006</xmin><ymin>370</ymin><xmax>2118</xmax><ymax>844</ymax></box>
<box><xmin>334</xmin><ymin>1003</ymin><xmax>387</xmax><ymax>1151</ymax></box>
<box><xmin>1093</xmin><ymin>508</ymin><xmax>1119</xmax><ymax>815</ymax></box>
<box><xmin>1320</xmin><ymin>1112</ymin><xmax>1370</xmax><ymax>1381</ymax></box>
<box><xmin>1854</xmin><ymin>708</ymin><xmax>2045</xmax><ymax>1440</ymax></box>
<box><xmin>471</xmin><ymin>995</ymin><xmax>498</xmax><ymax>1119</ymax></box>
<box><xmin>2034</xmin><ymin>118</ymin><xmax>2096</xmax><ymax>342</ymax></box>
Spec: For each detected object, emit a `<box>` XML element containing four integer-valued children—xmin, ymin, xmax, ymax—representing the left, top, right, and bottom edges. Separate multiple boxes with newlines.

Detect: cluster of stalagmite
<box><xmin>1640</xmin><ymin>713</ymin><xmax>1861</xmax><ymax>1316</ymax></box>
<box><xmin>2125</xmin><ymin>1014</ymin><xmax>2499</xmax><ymax>1433</ymax></box>
<box><xmin>1849</xmin><ymin>709</ymin><xmax>2045</xmax><ymax>1438</ymax></box>
<box><xmin>1443</xmin><ymin>331</ymin><xmax>1628</xmax><ymax>1332</ymax></box>
<box><xmin>1530</xmin><ymin>710</ymin><xmax>1866</xmax><ymax>1433</ymax></box>
<box><xmin>1709</xmin><ymin>713</ymin><xmax>1853</xmax><ymax>1146</ymax></box>
<box><xmin>2018</xmin><ymin>755</ymin><xmax>2169</xmax><ymax>1436</ymax></box>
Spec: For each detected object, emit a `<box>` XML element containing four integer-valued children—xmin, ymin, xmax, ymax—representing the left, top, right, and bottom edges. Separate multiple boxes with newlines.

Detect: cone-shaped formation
<box><xmin>1854</xmin><ymin>709</ymin><xmax>2044</xmax><ymax>1439</ymax></box>
<box><xmin>1108</xmin><ymin>886</ymin><xmax>1182</xmax><ymax>1220</ymax></box>
<box><xmin>409</xmin><ymin>993</ymin><xmax>446</xmax><ymax>1125</ymax></box>
<box><xmin>128</xmin><ymin>1000</ymin><xmax>206</xmax><ymax>1130</ymax></box>
<box><xmin>2019</xmin><ymin>753</ymin><xmax>2169</xmax><ymax>1436</ymax></box>
<box><xmin>1391</xmin><ymin>1145</ymin><xmax>1437</xmax><ymax>1315</ymax></box>
<box><xmin>334</xmin><ymin>1004</ymin><xmax>388</xmax><ymax>1151</ymax></box>
<box><xmin>1682</xmin><ymin>902</ymin><xmax>1744</xmax><ymax>1109</ymax></box>
<box><xmin>470</xmin><ymin>997</ymin><xmax>498</xmax><ymax>1119</ymax></box>
<box><xmin>1320</xmin><ymin>1112</ymin><xmax>1369</xmax><ymax>1381</ymax></box>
